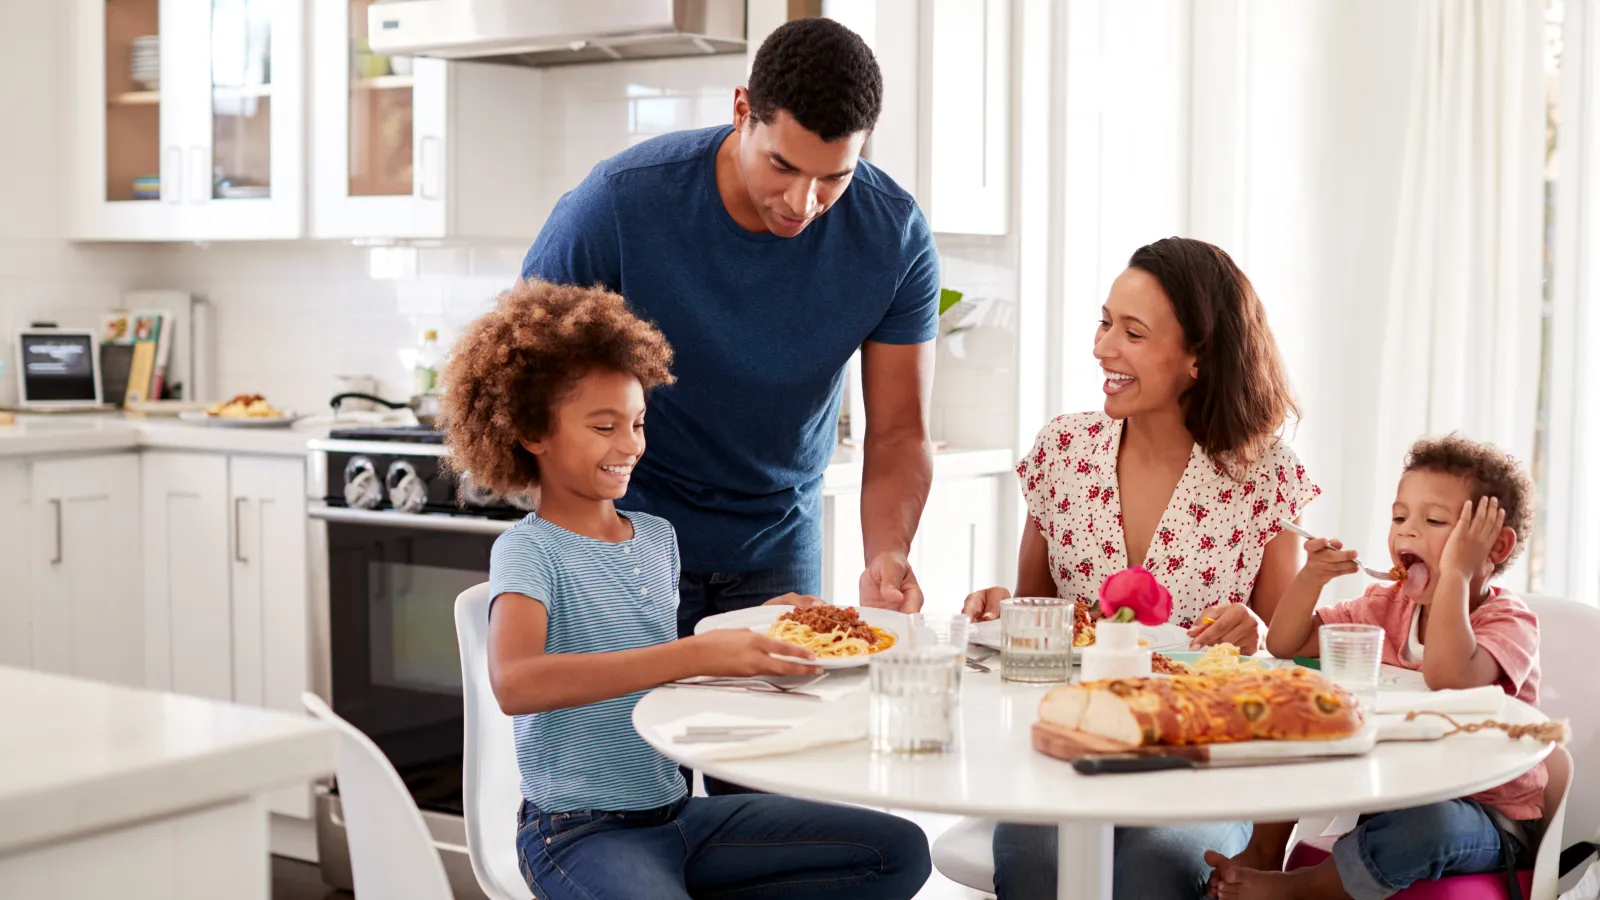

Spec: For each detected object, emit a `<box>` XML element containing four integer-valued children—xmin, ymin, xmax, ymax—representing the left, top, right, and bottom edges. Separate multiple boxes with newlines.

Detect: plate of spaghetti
<box><xmin>694</xmin><ymin>604</ymin><xmax>906</xmax><ymax>669</ymax></box>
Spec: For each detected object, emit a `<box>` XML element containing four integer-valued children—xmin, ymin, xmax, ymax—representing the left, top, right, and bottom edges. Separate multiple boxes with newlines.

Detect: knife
<box><xmin>1071</xmin><ymin>753</ymin><xmax>1350</xmax><ymax>775</ymax></box>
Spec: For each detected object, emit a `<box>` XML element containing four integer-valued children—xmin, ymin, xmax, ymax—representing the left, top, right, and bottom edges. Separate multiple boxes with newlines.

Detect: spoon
<box><xmin>1277</xmin><ymin>521</ymin><xmax>1395</xmax><ymax>581</ymax></box>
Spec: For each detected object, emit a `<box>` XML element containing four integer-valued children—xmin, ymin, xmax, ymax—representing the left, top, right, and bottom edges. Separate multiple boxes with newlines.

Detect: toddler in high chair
<box><xmin>1205</xmin><ymin>434</ymin><xmax>1543</xmax><ymax>900</ymax></box>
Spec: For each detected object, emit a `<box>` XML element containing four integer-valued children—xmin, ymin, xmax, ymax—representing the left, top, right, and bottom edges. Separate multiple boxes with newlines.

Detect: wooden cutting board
<box><xmin>1032</xmin><ymin>718</ymin><xmax>1418</xmax><ymax>764</ymax></box>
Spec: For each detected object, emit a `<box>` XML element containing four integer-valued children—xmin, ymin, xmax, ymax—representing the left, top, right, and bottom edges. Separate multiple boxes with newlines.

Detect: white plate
<box><xmin>694</xmin><ymin>605</ymin><xmax>909</xmax><ymax>669</ymax></box>
<box><xmin>178</xmin><ymin>411</ymin><xmax>299</xmax><ymax>428</ymax></box>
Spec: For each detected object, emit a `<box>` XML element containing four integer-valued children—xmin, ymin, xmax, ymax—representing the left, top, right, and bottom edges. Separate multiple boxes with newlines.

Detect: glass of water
<box><xmin>1000</xmin><ymin>598</ymin><xmax>1074</xmax><ymax>683</ymax></box>
<box><xmin>909</xmin><ymin>613</ymin><xmax>971</xmax><ymax>650</ymax></box>
<box><xmin>869</xmin><ymin>646</ymin><xmax>962</xmax><ymax>755</ymax></box>
<box><xmin>1320</xmin><ymin>624</ymin><xmax>1385</xmax><ymax>709</ymax></box>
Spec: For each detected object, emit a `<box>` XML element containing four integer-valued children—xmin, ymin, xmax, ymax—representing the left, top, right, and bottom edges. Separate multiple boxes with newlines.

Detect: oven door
<box><xmin>313</xmin><ymin>506</ymin><xmax>511</xmax><ymax>816</ymax></box>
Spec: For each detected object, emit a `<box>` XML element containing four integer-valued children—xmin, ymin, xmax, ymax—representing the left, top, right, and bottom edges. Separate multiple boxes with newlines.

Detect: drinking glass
<box><xmin>869</xmin><ymin>646</ymin><xmax>962</xmax><ymax>754</ymax></box>
<box><xmin>1319</xmin><ymin>624</ymin><xmax>1384</xmax><ymax>709</ymax></box>
<box><xmin>1000</xmin><ymin>598</ymin><xmax>1073</xmax><ymax>683</ymax></box>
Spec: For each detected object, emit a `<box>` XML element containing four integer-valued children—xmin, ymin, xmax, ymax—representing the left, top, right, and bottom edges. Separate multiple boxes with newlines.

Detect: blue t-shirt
<box><xmin>522</xmin><ymin>125</ymin><xmax>940</xmax><ymax>571</ymax></box>
<box><xmin>488</xmin><ymin>510</ymin><xmax>686</xmax><ymax>812</ymax></box>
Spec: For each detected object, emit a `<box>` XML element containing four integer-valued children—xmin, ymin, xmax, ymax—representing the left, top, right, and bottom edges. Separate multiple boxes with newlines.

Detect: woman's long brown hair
<box><xmin>1127</xmin><ymin>237</ymin><xmax>1300</xmax><ymax>478</ymax></box>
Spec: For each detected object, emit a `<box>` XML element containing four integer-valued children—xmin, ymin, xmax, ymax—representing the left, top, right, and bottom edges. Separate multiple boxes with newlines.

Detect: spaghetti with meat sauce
<box><xmin>767</xmin><ymin>606</ymin><xmax>897</xmax><ymax>659</ymax></box>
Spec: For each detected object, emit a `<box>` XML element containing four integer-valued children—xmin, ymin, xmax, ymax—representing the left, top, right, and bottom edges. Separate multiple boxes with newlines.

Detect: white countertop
<box><xmin>821</xmin><ymin>445</ymin><xmax>1015</xmax><ymax>492</ymax></box>
<box><xmin>0</xmin><ymin>415</ymin><xmax>1019</xmax><ymax>485</ymax></box>
<box><xmin>0</xmin><ymin>666</ymin><xmax>335</xmax><ymax>855</ymax></box>
<box><xmin>0</xmin><ymin>414</ymin><xmax>328</xmax><ymax>458</ymax></box>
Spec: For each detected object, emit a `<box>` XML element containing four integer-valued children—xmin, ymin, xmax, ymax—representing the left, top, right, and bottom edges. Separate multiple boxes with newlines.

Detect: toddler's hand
<box><xmin>1298</xmin><ymin>537</ymin><xmax>1360</xmax><ymax>585</ymax></box>
<box><xmin>1441</xmin><ymin>496</ymin><xmax>1506</xmax><ymax>579</ymax></box>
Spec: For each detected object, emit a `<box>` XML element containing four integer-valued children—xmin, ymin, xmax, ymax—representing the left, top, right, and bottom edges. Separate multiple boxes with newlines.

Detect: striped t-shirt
<box><xmin>488</xmin><ymin>510</ymin><xmax>687</xmax><ymax>812</ymax></box>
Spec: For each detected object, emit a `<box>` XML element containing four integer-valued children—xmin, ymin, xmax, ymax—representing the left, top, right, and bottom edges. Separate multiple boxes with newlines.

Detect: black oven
<box><xmin>308</xmin><ymin>426</ymin><xmax>530</xmax><ymax>898</ymax></box>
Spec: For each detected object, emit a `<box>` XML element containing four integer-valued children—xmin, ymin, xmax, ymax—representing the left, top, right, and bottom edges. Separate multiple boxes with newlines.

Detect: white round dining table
<box><xmin>633</xmin><ymin>665</ymin><xmax>1552</xmax><ymax>900</ymax></box>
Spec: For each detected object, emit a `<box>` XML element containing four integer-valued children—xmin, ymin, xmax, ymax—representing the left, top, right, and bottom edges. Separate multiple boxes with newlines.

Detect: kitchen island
<box><xmin>0</xmin><ymin>665</ymin><xmax>335</xmax><ymax>899</ymax></box>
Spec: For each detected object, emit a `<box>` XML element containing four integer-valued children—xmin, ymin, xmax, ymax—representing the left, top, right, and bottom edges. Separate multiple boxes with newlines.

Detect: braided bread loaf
<box><xmin>1038</xmin><ymin>668</ymin><xmax>1364</xmax><ymax>746</ymax></box>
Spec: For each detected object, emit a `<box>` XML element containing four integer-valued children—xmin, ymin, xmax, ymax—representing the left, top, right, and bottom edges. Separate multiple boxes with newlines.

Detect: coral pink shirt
<box><xmin>1017</xmin><ymin>411</ymin><xmax>1320</xmax><ymax>627</ymax></box>
<box><xmin>1320</xmin><ymin>584</ymin><xmax>1545</xmax><ymax>820</ymax></box>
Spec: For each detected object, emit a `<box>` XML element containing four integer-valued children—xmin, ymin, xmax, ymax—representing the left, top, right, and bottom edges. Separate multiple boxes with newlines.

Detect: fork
<box><xmin>1277</xmin><ymin>521</ymin><xmax>1394</xmax><ymax>580</ymax></box>
<box><xmin>667</xmin><ymin>673</ymin><xmax>830</xmax><ymax>695</ymax></box>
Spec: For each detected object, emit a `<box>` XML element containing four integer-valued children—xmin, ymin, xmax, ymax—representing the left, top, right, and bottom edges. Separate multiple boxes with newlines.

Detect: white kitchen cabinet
<box><xmin>29</xmin><ymin>455</ymin><xmax>143</xmax><ymax>686</ymax></box>
<box><xmin>141</xmin><ymin>452</ymin><xmax>233</xmax><ymax>700</ymax></box>
<box><xmin>66</xmin><ymin>0</ymin><xmax>307</xmax><ymax>241</ymax></box>
<box><xmin>0</xmin><ymin>464</ymin><xmax>31</xmax><ymax>669</ymax></box>
<box><xmin>821</xmin><ymin>474</ymin><xmax>1005</xmax><ymax>613</ymax></box>
<box><xmin>309</xmin><ymin>0</ymin><xmax>546</xmax><ymax>240</ymax></box>
<box><xmin>846</xmin><ymin>0</ymin><xmax>1011</xmax><ymax>235</ymax></box>
<box><xmin>229</xmin><ymin>455</ymin><xmax>311</xmax><ymax>818</ymax></box>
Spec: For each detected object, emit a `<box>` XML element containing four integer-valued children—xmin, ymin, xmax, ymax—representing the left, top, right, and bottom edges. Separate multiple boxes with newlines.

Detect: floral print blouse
<box><xmin>1016</xmin><ymin>411</ymin><xmax>1321</xmax><ymax>627</ymax></box>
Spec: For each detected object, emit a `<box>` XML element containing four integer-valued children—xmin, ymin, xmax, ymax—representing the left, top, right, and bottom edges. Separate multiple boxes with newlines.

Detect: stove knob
<box><xmin>457</xmin><ymin>471</ymin><xmax>497</xmax><ymax>508</ymax></box>
<box><xmin>343</xmin><ymin>457</ymin><xmax>382</xmax><ymax>509</ymax></box>
<box><xmin>386</xmin><ymin>460</ymin><xmax>429</xmax><ymax>514</ymax></box>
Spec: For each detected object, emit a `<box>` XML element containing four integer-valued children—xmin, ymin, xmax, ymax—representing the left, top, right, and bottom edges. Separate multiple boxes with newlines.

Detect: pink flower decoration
<box><xmin>1098</xmin><ymin>566</ymin><xmax>1173</xmax><ymax>626</ymax></box>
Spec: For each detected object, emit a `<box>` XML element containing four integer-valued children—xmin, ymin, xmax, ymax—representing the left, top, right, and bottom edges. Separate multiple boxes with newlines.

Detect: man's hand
<box><xmin>859</xmin><ymin>550</ymin><xmax>925</xmax><ymax>612</ymax></box>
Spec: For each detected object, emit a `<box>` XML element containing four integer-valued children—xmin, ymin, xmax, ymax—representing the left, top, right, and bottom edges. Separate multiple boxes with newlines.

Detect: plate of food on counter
<box><xmin>694</xmin><ymin>604</ymin><xmax>906</xmax><ymax>669</ymax></box>
<box><xmin>178</xmin><ymin>394</ymin><xmax>298</xmax><ymax>427</ymax></box>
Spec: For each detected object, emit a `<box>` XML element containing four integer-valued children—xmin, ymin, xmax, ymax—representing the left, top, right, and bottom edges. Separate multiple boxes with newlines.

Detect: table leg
<box><xmin>1057</xmin><ymin>821</ymin><xmax>1114</xmax><ymax>900</ymax></box>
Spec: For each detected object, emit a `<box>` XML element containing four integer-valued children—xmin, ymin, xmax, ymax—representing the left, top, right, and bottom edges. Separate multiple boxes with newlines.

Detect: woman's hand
<box><xmin>686</xmin><ymin>630</ymin><xmax>822</xmax><ymax>677</ymax></box>
<box><xmin>1187</xmin><ymin>602</ymin><xmax>1265</xmax><ymax>654</ymax></box>
<box><xmin>763</xmin><ymin>593</ymin><xmax>826</xmax><ymax>608</ymax></box>
<box><xmin>962</xmin><ymin>586</ymin><xmax>1010</xmax><ymax>621</ymax></box>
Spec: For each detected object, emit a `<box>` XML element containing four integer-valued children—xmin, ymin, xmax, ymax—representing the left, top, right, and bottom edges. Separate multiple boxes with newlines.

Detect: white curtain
<box><xmin>1367</xmin><ymin>0</ymin><xmax>1546</xmax><ymax>586</ymax></box>
<box><xmin>1543</xmin><ymin>0</ymin><xmax>1600</xmax><ymax>607</ymax></box>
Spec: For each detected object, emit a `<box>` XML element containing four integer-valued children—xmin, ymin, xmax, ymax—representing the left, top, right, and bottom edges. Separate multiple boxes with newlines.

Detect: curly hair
<box><xmin>1404</xmin><ymin>435</ymin><xmax>1535</xmax><ymax>575</ymax></box>
<box><xmin>1127</xmin><ymin>237</ymin><xmax>1300</xmax><ymax>480</ymax></box>
<box><xmin>747</xmin><ymin>17</ymin><xmax>882</xmax><ymax>141</ymax></box>
<box><xmin>437</xmin><ymin>280</ymin><xmax>674</xmax><ymax>495</ymax></box>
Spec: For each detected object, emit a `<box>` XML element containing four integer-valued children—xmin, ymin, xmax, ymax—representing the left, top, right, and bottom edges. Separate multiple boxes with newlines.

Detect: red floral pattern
<box><xmin>1018</xmin><ymin>411</ymin><xmax>1320</xmax><ymax>625</ymax></box>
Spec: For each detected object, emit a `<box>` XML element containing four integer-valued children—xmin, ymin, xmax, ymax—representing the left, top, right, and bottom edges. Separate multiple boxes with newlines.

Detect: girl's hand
<box><xmin>1298</xmin><ymin>537</ymin><xmax>1360</xmax><ymax>586</ymax></box>
<box><xmin>763</xmin><ymin>593</ymin><xmax>826</xmax><ymax>608</ymax></box>
<box><xmin>687</xmin><ymin>630</ymin><xmax>822</xmax><ymax>677</ymax></box>
<box><xmin>1187</xmin><ymin>602</ymin><xmax>1265</xmax><ymax>655</ymax></box>
<box><xmin>962</xmin><ymin>586</ymin><xmax>1010</xmax><ymax>621</ymax></box>
<box><xmin>1441</xmin><ymin>496</ymin><xmax>1506</xmax><ymax>579</ymax></box>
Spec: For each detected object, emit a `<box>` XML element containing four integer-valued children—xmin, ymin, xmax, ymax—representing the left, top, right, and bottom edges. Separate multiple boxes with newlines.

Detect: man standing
<box><xmin>522</xmin><ymin>18</ymin><xmax>937</xmax><ymax>633</ymax></box>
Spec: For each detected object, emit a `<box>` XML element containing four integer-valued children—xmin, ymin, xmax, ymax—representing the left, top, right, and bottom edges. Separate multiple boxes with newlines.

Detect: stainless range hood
<box><xmin>366</xmin><ymin>0</ymin><xmax>747</xmax><ymax>68</ymax></box>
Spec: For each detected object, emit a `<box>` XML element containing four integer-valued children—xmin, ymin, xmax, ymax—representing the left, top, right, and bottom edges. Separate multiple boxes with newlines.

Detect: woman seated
<box><xmin>965</xmin><ymin>237</ymin><xmax>1318</xmax><ymax>899</ymax></box>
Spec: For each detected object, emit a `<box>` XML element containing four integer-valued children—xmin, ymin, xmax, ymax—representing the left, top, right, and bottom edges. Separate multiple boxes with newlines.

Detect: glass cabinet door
<box><xmin>209</xmin><ymin>0</ymin><xmax>274</xmax><ymax>201</ymax></box>
<box><xmin>105</xmin><ymin>0</ymin><xmax>164</xmax><ymax>204</ymax></box>
<box><xmin>347</xmin><ymin>0</ymin><xmax>415</xmax><ymax>197</ymax></box>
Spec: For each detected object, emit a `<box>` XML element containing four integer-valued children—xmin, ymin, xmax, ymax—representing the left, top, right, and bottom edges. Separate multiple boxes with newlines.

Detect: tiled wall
<box><xmin>150</xmin><ymin>55</ymin><xmax>1022</xmax><ymax>450</ymax></box>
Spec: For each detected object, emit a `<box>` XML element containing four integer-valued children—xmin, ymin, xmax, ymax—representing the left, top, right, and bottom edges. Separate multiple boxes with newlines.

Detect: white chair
<box><xmin>931</xmin><ymin>817</ymin><xmax>997</xmax><ymax>893</ymax></box>
<box><xmin>456</xmin><ymin>582</ymin><xmax>535</xmax><ymax>900</ymax></box>
<box><xmin>1524</xmin><ymin>594</ymin><xmax>1600</xmax><ymax>850</ymax></box>
<box><xmin>300</xmin><ymin>692</ymin><xmax>454</xmax><ymax>900</ymax></box>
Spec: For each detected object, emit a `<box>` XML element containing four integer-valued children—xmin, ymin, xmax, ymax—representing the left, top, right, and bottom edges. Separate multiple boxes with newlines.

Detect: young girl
<box><xmin>1206</xmin><ymin>435</ymin><xmax>1543</xmax><ymax>900</ymax></box>
<box><xmin>440</xmin><ymin>279</ymin><xmax>932</xmax><ymax>900</ymax></box>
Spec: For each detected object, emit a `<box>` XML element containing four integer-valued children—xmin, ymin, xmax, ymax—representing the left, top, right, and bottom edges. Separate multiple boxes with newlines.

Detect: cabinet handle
<box><xmin>165</xmin><ymin>147</ymin><xmax>183</xmax><ymax>204</ymax></box>
<box><xmin>419</xmin><ymin>136</ymin><xmax>442</xmax><ymax>199</ymax></box>
<box><xmin>190</xmin><ymin>146</ymin><xmax>209</xmax><ymax>204</ymax></box>
<box><xmin>50</xmin><ymin>499</ymin><xmax>62</xmax><ymax>565</ymax></box>
<box><xmin>234</xmin><ymin>497</ymin><xmax>248</xmax><ymax>563</ymax></box>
